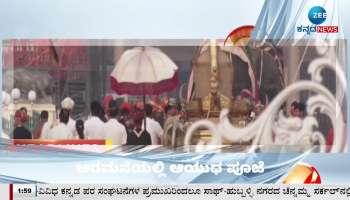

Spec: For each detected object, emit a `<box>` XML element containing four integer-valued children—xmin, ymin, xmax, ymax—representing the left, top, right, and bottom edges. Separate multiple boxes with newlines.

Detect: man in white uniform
<box><xmin>103</xmin><ymin>100</ymin><xmax>127</xmax><ymax>145</ymax></box>
<box><xmin>84</xmin><ymin>101</ymin><xmax>105</xmax><ymax>139</ymax></box>
<box><xmin>40</xmin><ymin>111</ymin><xmax>53</xmax><ymax>139</ymax></box>
<box><xmin>40</xmin><ymin>121</ymin><xmax>52</xmax><ymax>139</ymax></box>
<box><xmin>47</xmin><ymin>109</ymin><xmax>74</xmax><ymax>139</ymax></box>
<box><xmin>61</xmin><ymin>97</ymin><xmax>76</xmax><ymax>138</ymax></box>
<box><xmin>143</xmin><ymin>104</ymin><xmax>164</xmax><ymax>145</ymax></box>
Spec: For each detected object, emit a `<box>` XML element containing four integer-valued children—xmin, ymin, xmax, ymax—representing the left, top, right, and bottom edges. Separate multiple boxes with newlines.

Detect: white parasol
<box><xmin>110</xmin><ymin>46</ymin><xmax>179</xmax><ymax>95</ymax></box>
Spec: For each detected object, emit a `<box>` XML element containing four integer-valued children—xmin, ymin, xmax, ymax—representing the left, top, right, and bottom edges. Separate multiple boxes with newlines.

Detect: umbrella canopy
<box><xmin>111</xmin><ymin>46</ymin><xmax>179</xmax><ymax>95</ymax></box>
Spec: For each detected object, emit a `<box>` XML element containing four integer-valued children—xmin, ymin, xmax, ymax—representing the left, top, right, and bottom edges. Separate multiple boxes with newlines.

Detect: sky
<box><xmin>0</xmin><ymin>0</ymin><xmax>263</xmax><ymax>39</ymax></box>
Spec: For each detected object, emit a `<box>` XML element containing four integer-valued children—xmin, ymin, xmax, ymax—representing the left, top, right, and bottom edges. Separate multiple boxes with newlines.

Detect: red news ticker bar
<box><xmin>12</xmin><ymin>139</ymin><xmax>106</xmax><ymax>145</ymax></box>
<box><xmin>317</xmin><ymin>26</ymin><xmax>339</xmax><ymax>33</ymax></box>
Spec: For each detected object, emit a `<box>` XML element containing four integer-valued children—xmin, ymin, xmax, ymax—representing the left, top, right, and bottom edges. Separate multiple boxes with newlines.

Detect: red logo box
<box><xmin>317</xmin><ymin>26</ymin><xmax>339</xmax><ymax>33</ymax></box>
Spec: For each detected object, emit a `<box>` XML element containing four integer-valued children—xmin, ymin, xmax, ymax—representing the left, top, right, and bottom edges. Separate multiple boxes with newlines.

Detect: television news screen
<box><xmin>0</xmin><ymin>0</ymin><xmax>349</xmax><ymax>199</ymax></box>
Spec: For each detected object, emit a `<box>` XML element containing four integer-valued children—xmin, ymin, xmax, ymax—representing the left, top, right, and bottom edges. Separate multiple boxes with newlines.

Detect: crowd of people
<box><xmin>11</xmin><ymin>95</ymin><xmax>337</xmax><ymax>151</ymax></box>
<box><xmin>11</xmin><ymin>93</ymin><xmax>317</xmax><ymax>146</ymax></box>
<box><xmin>11</xmin><ymin>96</ymin><xmax>184</xmax><ymax>145</ymax></box>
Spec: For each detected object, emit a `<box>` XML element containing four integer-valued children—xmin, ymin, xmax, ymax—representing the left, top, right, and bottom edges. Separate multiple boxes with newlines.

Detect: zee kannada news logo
<box><xmin>297</xmin><ymin>6</ymin><xmax>339</xmax><ymax>34</ymax></box>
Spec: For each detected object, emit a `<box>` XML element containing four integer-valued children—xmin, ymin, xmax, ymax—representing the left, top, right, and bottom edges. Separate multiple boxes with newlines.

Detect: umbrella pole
<box><xmin>143</xmin><ymin>95</ymin><xmax>146</xmax><ymax>130</ymax></box>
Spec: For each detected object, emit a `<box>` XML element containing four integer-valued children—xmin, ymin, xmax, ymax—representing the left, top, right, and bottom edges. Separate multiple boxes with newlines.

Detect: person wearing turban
<box><xmin>61</xmin><ymin>97</ymin><xmax>77</xmax><ymax>138</ymax></box>
<box><xmin>12</xmin><ymin>109</ymin><xmax>32</xmax><ymax>139</ymax></box>
<box><xmin>118</xmin><ymin>102</ymin><xmax>132</xmax><ymax>131</ymax></box>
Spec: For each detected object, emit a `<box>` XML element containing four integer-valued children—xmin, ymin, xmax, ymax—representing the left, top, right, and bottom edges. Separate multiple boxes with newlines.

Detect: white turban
<box><xmin>61</xmin><ymin>97</ymin><xmax>75</xmax><ymax>110</ymax></box>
